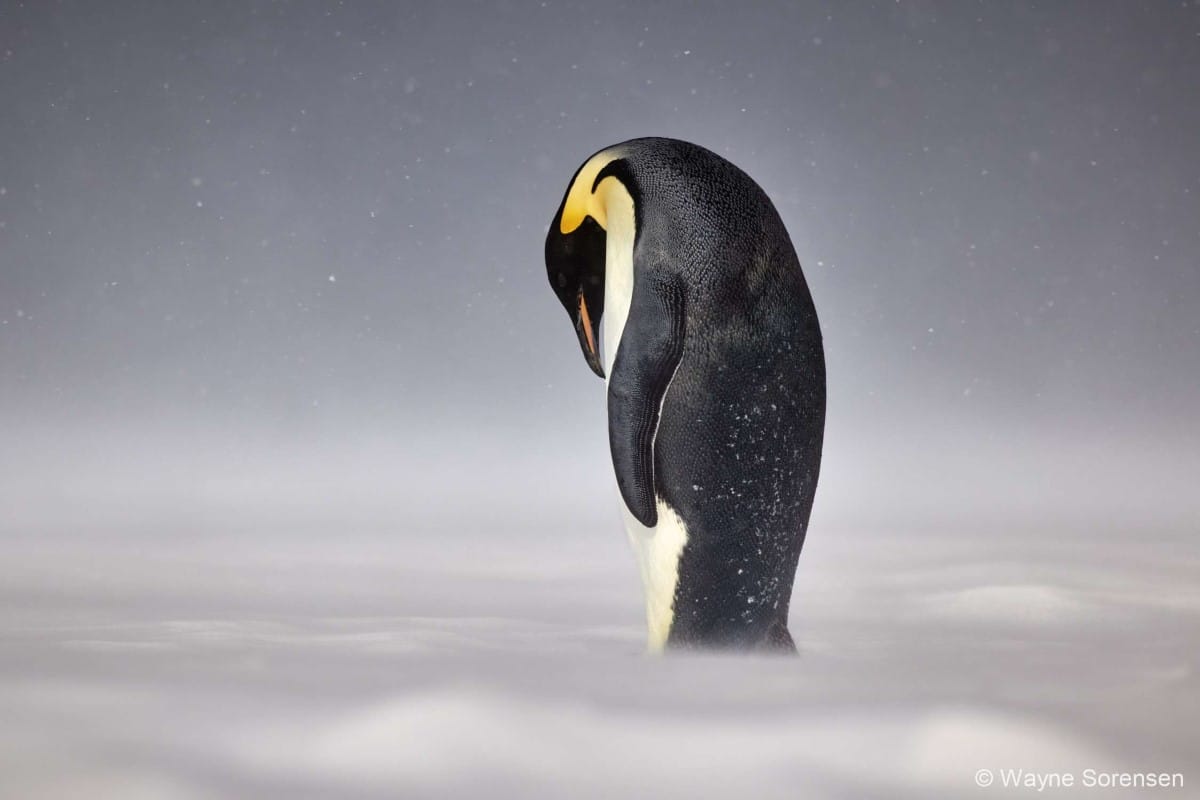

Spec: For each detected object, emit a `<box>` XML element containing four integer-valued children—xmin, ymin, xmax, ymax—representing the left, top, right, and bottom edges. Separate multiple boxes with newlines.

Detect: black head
<box><xmin>546</xmin><ymin>150</ymin><xmax>638</xmax><ymax>378</ymax></box>
<box><xmin>545</xmin><ymin>212</ymin><xmax>606</xmax><ymax>377</ymax></box>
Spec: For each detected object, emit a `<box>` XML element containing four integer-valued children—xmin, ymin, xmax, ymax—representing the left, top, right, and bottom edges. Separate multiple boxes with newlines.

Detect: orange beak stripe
<box><xmin>578</xmin><ymin>293</ymin><xmax>597</xmax><ymax>359</ymax></box>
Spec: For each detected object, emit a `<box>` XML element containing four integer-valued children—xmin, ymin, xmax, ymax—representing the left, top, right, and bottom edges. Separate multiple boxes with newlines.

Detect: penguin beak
<box><xmin>575</xmin><ymin>290</ymin><xmax>605</xmax><ymax>378</ymax></box>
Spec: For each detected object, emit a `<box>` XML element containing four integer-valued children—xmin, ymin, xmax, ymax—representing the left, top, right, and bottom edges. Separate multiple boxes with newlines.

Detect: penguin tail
<box><xmin>763</xmin><ymin>620</ymin><xmax>797</xmax><ymax>654</ymax></box>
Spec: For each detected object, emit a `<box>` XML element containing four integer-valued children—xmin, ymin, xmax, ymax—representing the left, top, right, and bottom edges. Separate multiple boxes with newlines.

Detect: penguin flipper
<box><xmin>607</xmin><ymin>272</ymin><xmax>685</xmax><ymax>528</ymax></box>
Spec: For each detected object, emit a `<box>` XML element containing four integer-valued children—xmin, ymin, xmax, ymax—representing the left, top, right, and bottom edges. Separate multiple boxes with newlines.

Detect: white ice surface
<box><xmin>0</xmin><ymin>522</ymin><xmax>1196</xmax><ymax>799</ymax></box>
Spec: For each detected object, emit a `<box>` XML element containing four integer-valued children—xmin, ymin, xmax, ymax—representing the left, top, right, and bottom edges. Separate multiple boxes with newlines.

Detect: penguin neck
<box><xmin>601</xmin><ymin>184</ymin><xmax>636</xmax><ymax>382</ymax></box>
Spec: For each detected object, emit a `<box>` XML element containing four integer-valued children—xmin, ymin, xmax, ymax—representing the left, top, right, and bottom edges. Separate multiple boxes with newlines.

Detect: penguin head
<box><xmin>545</xmin><ymin>150</ymin><xmax>636</xmax><ymax>378</ymax></box>
<box><xmin>545</xmin><ymin>212</ymin><xmax>607</xmax><ymax>378</ymax></box>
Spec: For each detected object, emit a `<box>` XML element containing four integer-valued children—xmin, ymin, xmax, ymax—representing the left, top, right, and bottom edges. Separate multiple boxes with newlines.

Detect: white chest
<box><xmin>600</xmin><ymin>186</ymin><xmax>635</xmax><ymax>379</ymax></box>
<box><xmin>600</xmin><ymin>188</ymin><xmax>688</xmax><ymax>652</ymax></box>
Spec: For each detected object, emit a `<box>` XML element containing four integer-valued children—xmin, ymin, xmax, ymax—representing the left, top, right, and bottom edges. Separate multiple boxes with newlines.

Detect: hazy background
<box><xmin>1</xmin><ymin>2</ymin><xmax>1197</xmax><ymax>798</ymax></box>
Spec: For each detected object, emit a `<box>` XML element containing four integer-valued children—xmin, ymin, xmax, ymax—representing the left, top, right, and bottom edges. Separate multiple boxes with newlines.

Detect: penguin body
<box><xmin>545</xmin><ymin>138</ymin><xmax>825</xmax><ymax>651</ymax></box>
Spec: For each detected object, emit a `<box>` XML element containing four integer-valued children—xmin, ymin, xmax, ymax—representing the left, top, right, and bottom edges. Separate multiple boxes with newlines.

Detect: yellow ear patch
<box><xmin>559</xmin><ymin>152</ymin><xmax>624</xmax><ymax>234</ymax></box>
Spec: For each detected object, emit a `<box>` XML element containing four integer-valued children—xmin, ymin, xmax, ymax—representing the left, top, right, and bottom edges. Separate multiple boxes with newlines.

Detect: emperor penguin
<box><xmin>545</xmin><ymin>138</ymin><xmax>825</xmax><ymax>652</ymax></box>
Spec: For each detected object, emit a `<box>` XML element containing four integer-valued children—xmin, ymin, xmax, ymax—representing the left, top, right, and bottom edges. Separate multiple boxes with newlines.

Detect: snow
<box><xmin>0</xmin><ymin>521</ymin><xmax>1194</xmax><ymax>799</ymax></box>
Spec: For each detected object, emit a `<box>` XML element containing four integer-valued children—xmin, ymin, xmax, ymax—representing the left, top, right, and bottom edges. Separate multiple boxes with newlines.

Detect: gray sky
<box><xmin>1</xmin><ymin>1</ymin><xmax>1197</xmax><ymax>534</ymax></box>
